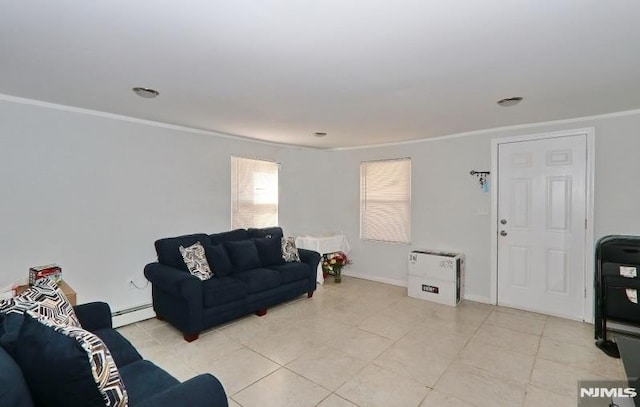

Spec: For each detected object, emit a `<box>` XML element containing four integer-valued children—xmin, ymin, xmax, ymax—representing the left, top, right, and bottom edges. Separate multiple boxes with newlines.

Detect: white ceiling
<box><xmin>2</xmin><ymin>1</ymin><xmax>640</xmax><ymax>149</ymax></box>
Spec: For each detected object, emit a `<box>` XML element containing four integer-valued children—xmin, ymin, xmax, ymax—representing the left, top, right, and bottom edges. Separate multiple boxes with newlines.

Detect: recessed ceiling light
<box><xmin>132</xmin><ymin>87</ymin><xmax>159</xmax><ymax>98</ymax></box>
<box><xmin>313</xmin><ymin>132</ymin><xmax>327</xmax><ymax>137</ymax></box>
<box><xmin>497</xmin><ymin>96</ymin><xmax>523</xmax><ymax>107</ymax></box>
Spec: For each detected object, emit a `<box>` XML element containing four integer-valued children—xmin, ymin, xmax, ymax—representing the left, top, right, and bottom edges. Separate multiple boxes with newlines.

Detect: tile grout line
<box><xmin>125</xmin><ymin>278</ymin><xmax>608</xmax><ymax>407</ymax></box>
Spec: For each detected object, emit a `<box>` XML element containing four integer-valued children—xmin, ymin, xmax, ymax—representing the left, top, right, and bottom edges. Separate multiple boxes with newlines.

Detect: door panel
<box><xmin>497</xmin><ymin>135</ymin><xmax>587</xmax><ymax>319</ymax></box>
<box><xmin>509</xmin><ymin>246</ymin><xmax>530</xmax><ymax>287</ymax></box>
<box><xmin>510</xmin><ymin>179</ymin><xmax>531</xmax><ymax>229</ymax></box>
<box><xmin>546</xmin><ymin>249</ymin><xmax>568</xmax><ymax>294</ymax></box>
<box><xmin>546</xmin><ymin>176</ymin><xmax>571</xmax><ymax>231</ymax></box>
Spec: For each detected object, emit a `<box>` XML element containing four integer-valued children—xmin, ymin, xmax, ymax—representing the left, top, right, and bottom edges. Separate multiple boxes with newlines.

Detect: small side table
<box><xmin>295</xmin><ymin>234</ymin><xmax>351</xmax><ymax>284</ymax></box>
<box><xmin>16</xmin><ymin>280</ymin><xmax>77</xmax><ymax>306</ymax></box>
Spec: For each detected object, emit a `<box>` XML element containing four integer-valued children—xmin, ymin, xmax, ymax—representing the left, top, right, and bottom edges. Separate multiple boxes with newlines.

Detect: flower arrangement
<box><xmin>322</xmin><ymin>251</ymin><xmax>352</xmax><ymax>283</ymax></box>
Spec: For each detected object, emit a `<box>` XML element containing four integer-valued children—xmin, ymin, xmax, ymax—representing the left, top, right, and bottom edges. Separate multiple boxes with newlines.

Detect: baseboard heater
<box><xmin>111</xmin><ymin>303</ymin><xmax>155</xmax><ymax>328</ymax></box>
<box><xmin>112</xmin><ymin>303</ymin><xmax>153</xmax><ymax>317</ymax></box>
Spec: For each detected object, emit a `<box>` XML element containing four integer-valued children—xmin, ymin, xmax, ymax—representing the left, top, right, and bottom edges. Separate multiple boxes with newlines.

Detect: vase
<box><xmin>334</xmin><ymin>268</ymin><xmax>342</xmax><ymax>283</ymax></box>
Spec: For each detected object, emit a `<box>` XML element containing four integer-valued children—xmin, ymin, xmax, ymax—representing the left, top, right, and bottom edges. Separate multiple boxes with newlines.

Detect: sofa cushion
<box><xmin>231</xmin><ymin>268</ymin><xmax>282</xmax><ymax>294</ymax></box>
<box><xmin>179</xmin><ymin>242</ymin><xmax>214</xmax><ymax>280</ymax></box>
<box><xmin>254</xmin><ymin>237</ymin><xmax>286</xmax><ymax>267</ymax></box>
<box><xmin>94</xmin><ymin>328</ymin><xmax>143</xmax><ymax>368</ymax></box>
<box><xmin>281</xmin><ymin>237</ymin><xmax>301</xmax><ymax>262</ymax></box>
<box><xmin>202</xmin><ymin>277</ymin><xmax>248</xmax><ymax>307</ymax></box>
<box><xmin>119</xmin><ymin>360</ymin><xmax>179</xmax><ymax>406</ymax></box>
<box><xmin>0</xmin><ymin>279</ymin><xmax>81</xmax><ymax>328</ymax></box>
<box><xmin>270</xmin><ymin>262</ymin><xmax>312</xmax><ymax>284</ymax></box>
<box><xmin>0</xmin><ymin>313</ymin><xmax>127</xmax><ymax>407</ymax></box>
<box><xmin>206</xmin><ymin>244</ymin><xmax>233</xmax><ymax>277</ymax></box>
<box><xmin>155</xmin><ymin>233</ymin><xmax>212</xmax><ymax>271</ymax></box>
<box><xmin>0</xmin><ymin>344</ymin><xmax>34</xmax><ymax>407</ymax></box>
<box><xmin>210</xmin><ymin>229</ymin><xmax>249</xmax><ymax>245</ymax></box>
<box><xmin>225</xmin><ymin>240</ymin><xmax>262</xmax><ymax>272</ymax></box>
<box><xmin>248</xmin><ymin>227</ymin><xmax>284</xmax><ymax>240</ymax></box>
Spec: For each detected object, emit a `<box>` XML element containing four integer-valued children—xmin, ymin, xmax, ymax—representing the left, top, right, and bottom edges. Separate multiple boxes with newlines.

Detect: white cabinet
<box><xmin>408</xmin><ymin>250</ymin><xmax>464</xmax><ymax>307</ymax></box>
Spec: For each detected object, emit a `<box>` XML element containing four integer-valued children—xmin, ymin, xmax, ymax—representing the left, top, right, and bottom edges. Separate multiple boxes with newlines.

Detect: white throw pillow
<box><xmin>179</xmin><ymin>241</ymin><xmax>214</xmax><ymax>280</ymax></box>
<box><xmin>281</xmin><ymin>237</ymin><xmax>301</xmax><ymax>263</ymax></box>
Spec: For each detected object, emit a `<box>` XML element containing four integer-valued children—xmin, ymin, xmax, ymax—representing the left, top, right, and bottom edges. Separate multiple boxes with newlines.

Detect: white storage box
<box><xmin>408</xmin><ymin>250</ymin><xmax>464</xmax><ymax>307</ymax></box>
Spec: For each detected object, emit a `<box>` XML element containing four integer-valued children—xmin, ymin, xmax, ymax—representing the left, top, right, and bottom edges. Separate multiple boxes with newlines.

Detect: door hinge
<box><xmin>585</xmin><ymin>219</ymin><xmax>587</xmax><ymax>229</ymax></box>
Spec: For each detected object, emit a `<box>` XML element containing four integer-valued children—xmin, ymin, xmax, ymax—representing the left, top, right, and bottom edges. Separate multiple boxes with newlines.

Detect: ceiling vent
<box><xmin>132</xmin><ymin>87</ymin><xmax>160</xmax><ymax>98</ymax></box>
<box><xmin>497</xmin><ymin>97</ymin><xmax>523</xmax><ymax>107</ymax></box>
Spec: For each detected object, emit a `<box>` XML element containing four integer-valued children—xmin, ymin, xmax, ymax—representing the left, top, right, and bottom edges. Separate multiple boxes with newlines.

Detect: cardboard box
<box><xmin>408</xmin><ymin>250</ymin><xmax>464</xmax><ymax>307</ymax></box>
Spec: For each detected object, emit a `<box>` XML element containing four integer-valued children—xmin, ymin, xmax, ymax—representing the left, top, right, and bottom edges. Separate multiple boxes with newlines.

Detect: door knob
<box><xmin>500</xmin><ymin>230</ymin><xmax>507</xmax><ymax>236</ymax></box>
<box><xmin>500</xmin><ymin>219</ymin><xmax>507</xmax><ymax>225</ymax></box>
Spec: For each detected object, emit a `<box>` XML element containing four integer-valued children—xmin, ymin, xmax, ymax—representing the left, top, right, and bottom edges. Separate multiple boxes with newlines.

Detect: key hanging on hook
<box><xmin>469</xmin><ymin>170</ymin><xmax>491</xmax><ymax>190</ymax></box>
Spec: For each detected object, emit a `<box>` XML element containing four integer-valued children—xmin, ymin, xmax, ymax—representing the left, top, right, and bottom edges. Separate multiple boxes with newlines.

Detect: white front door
<box><xmin>497</xmin><ymin>134</ymin><xmax>587</xmax><ymax>319</ymax></box>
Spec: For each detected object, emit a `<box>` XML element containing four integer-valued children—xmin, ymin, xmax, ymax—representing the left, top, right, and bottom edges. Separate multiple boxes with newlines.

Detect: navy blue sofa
<box><xmin>0</xmin><ymin>301</ymin><xmax>228</xmax><ymax>407</ymax></box>
<box><xmin>145</xmin><ymin>227</ymin><xmax>320</xmax><ymax>342</ymax></box>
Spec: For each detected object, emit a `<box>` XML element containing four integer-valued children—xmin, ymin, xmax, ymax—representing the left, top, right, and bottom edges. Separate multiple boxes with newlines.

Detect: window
<box><xmin>231</xmin><ymin>156</ymin><xmax>279</xmax><ymax>229</ymax></box>
<box><xmin>360</xmin><ymin>158</ymin><xmax>411</xmax><ymax>243</ymax></box>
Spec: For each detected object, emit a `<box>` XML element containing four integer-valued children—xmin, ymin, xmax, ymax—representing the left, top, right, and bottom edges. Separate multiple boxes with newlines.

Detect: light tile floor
<box><xmin>117</xmin><ymin>277</ymin><xmax>624</xmax><ymax>407</ymax></box>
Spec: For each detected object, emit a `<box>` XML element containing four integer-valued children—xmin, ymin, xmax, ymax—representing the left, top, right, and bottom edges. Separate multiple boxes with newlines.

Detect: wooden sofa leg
<box><xmin>255</xmin><ymin>308</ymin><xmax>267</xmax><ymax>317</ymax></box>
<box><xmin>156</xmin><ymin>315</ymin><xmax>165</xmax><ymax>321</ymax></box>
<box><xmin>307</xmin><ymin>291</ymin><xmax>314</xmax><ymax>298</ymax></box>
<box><xmin>183</xmin><ymin>333</ymin><xmax>199</xmax><ymax>342</ymax></box>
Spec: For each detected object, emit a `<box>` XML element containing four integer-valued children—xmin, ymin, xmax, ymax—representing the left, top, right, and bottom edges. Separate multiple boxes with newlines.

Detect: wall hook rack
<box><xmin>469</xmin><ymin>170</ymin><xmax>490</xmax><ymax>189</ymax></box>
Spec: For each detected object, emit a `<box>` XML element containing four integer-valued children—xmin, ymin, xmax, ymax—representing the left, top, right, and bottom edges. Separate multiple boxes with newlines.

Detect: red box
<box><xmin>29</xmin><ymin>264</ymin><xmax>62</xmax><ymax>286</ymax></box>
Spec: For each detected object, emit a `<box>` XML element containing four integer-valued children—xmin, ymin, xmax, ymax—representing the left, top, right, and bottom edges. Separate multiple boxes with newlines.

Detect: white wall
<box><xmin>323</xmin><ymin>135</ymin><xmax>492</xmax><ymax>299</ymax></box>
<box><xmin>327</xmin><ymin>111</ymin><xmax>640</xmax><ymax>302</ymax></box>
<box><xmin>0</xmin><ymin>99</ymin><xmax>325</xmax><ymax>312</ymax></box>
<box><xmin>3</xmin><ymin>95</ymin><xmax>640</xmax><ymax>312</ymax></box>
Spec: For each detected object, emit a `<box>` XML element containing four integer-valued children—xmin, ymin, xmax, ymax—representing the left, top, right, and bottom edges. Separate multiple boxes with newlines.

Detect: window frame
<box><xmin>360</xmin><ymin>157</ymin><xmax>412</xmax><ymax>244</ymax></box>
<box><xmin>230</xmin><ymin>156</ymin><xmax>279</xmax><ymax>229</ymax></box>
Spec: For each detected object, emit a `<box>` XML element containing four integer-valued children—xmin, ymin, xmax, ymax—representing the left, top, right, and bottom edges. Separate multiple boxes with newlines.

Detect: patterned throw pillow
<box><xmin>0</xmin><ymin>279</ymin><xmax>81</xmax><ymax>327</ymax></box>
<box><xmin>179</xmin><ymin>241</ymin><xmax>214</xmax><ymax>280</ymax></box>
<box><xmin>39</xmin><ymin>318</ymin><xmax>128</xmax><ymax>407</ymax></box>
<box><xmin>281</xmin><ymin>237</ymin><xmax>301</xmax><ymax>263</ymax></box>
<box><xmin>0</xmin><ymin>313</ymin><xmax>127</xmax><ymax>407</ymax></box>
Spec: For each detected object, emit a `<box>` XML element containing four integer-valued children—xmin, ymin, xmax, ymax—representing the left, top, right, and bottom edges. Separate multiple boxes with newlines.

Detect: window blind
<box><xmin>231</xmin><ymin>156</ymin><xmax>279</xmax><ymax>229</ymax></box>
<box><xmin>360</xmin><ymin>158</ymin><xmax>411</xmax><ymax>243</ymax></box>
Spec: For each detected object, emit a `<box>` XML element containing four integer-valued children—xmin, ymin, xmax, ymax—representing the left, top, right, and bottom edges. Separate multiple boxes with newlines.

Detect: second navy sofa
<box><xmin>1</xmin><ymin>301</ymin><xmax>228</xmax><ymax>407</ymax></box>
<box><xmin>144</xmin><ymin>227</ymin><xmax>320</xmax><ymax>341</ymax></box>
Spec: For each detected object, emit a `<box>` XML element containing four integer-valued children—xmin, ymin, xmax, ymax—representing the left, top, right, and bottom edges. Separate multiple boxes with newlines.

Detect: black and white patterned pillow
<box><xmin>179</xmin><ymin>241</ymin><xmax>214</xmax><ymax>280</ymax></box>
<box><xmin>0</xmin><ymin>279</ymin><xmax>81</xmax><ymax>327</ymax></box>
<box><xmin>35</xmin><ymin>317</ymin><xmax>128</xmax><ymax>407</ymax></box>
<box><xmin>281</xmin><ymin>237</ymin><xmax>301</xmax><ymax>263</ymax></box>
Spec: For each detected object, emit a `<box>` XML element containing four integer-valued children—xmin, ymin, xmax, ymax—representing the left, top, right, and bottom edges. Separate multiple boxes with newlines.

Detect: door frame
<box><xmin>489</xmin><ymin>127</ymin><xmax>595</xmax><ymax>322</ymax></box>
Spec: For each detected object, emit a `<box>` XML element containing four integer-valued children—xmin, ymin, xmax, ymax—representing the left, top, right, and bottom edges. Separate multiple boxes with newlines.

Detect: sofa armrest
<box><xmin>135</xmin><ymin>374</ymin><xmax>228</xmax><ymax>407</ymax></box>
<box><xmin>298</xmin><ymin>248</ymin><xmax>321</xmax><ymax>293</ymax></box>
<box><xmin>144</xmin><ymin>262</ymin><xmax>204</xmax><ymax>336</ymax></box>
<box><xmin>298</xmin><ymin>248</ymin><xmax>321</xmax><ymax>271</ymax></box>
<box><xmin>74</xmin><ymin>302</ymin><xmax>112</xmax><ymax>331</ymax></box>
<box><xmin>144</xmin><ymin>262</ymin><xmax>202</xmax><ymax>299</ymax></box>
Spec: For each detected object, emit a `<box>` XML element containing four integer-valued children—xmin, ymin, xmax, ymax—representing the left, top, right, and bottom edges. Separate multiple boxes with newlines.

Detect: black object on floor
<box><xmin>613</xmin><ymin>335</ymin><xmax>640</xmax><ymax>407</ymax></box>
<box><xmin>594</xmin><ymin>235</ymin><xmax>640</xmax><ymax>358</ymax></box>
<box><xmin>596</xmin><ymin>339</ymin><xmax>620</xmax><ymax>358</ymax></box>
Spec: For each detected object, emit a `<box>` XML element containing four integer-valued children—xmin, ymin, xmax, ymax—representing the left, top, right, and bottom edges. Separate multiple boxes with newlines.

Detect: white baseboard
<box><xmin>108</xmin><ymin>285</ymin><xmax>490</xmax><ymax>327</ymax></box>
<box><xmin>341</xmin><ymin>272</ymin><xmax>499</xmax><ymax>306</ymax></box>
<box><xmin>463</xmin><ymin>294</ymin><xmax>493</xmax><ymax>304</ymax></box>
<box><xmin>112</xmin><ymin>305</ymin><xmax>156</xmax><ymax>328</ymax></box>
<box><xmin>342</xmin><ymin>272</ymin><xmax>408</xmax><ymax>288</ymax></box>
